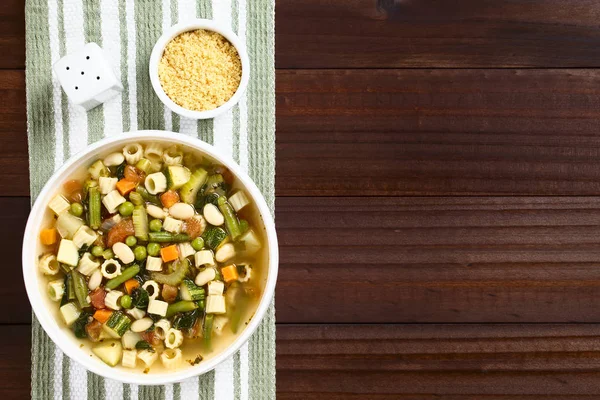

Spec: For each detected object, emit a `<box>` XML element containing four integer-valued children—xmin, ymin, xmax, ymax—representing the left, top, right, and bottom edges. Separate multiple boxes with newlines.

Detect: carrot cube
<box><xmin>221</xmin><ymin>264</ymin><xmax>239</xmax><ymax>283</ymax></box>
<box><xmin>40</xmin><ymin>228</ymin><xmax>58</xmax><ymax>246</ymax></box>
<box><xmin>93</xmin><ymin>309</ymin><xmax>113</xmax><ymax>323</ymax></box>
<box><xmin>160</xmin><ymin>244</ymin><xmax>179</xmax><ymax>263</ymax></box>
<box><xmin>116</xmin><ymin>179</ymin><xmax>137</xmax><ymax>196</ymax></box>
<box><xmin>124</xmin><ymin>279</ymin><xmax>140</xmax><ymax>295</ymax></box>
<box><xmin>160</xmin><ymin>190</ymin><xmax>180</xmax><ymax>208</ymax></box>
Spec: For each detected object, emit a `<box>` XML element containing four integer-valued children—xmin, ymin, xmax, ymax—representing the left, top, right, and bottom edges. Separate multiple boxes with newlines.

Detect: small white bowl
<box><xmin>22</xmin><ymin>131</ymin><xmax>278</xmax><ymax>385</ymax></box>
<box><xmin>149</xmin><ymin>19</ymin><xmax>250</xmax><ymax>120</ymax></box>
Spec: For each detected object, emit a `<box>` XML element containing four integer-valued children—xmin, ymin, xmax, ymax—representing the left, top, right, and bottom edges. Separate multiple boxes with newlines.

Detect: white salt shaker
<box><xmin>53</xmin><ymin>42</ymin><xmax>123</xmax><ymax>111</ymax></box>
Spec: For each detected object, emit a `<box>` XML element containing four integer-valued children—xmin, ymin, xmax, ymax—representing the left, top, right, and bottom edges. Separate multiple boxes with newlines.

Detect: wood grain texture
<box><xmin>9</xmin><ymin>0</ymin><xmax>600</xmax><ymax>70</ymax></box>
<box><xmin>277</xmin><ymin>68</ymin><xmax>600</xmax><ymax>196</ymax></box>
<box><xmin>13</xmin><ymin>196</ymin><xmax>600</xmax><ymax>324</ymax></box>
<box><xmin>276</xmin><ymin>0</ymin><xmax>600</xmax><ymax>69</ymax></box>
<box><xmin>277</xmin><ymin>324</ymin><xmax>600</xmax><ymax>398</ymax></box>
<box><xmin>0</xmin><ymin>326</ymin><xmax>31</xmax><ymax>400</ymax></box>
<box><xmin>0</xmin><ymin>0</ymin><xmax>25</xmax><ymax>69</ymax></box>
<box><xmin>9</xmin><ymin>69</ymin><xmax>600</xmax><ymax>196</ymax></box>
<box><xmin>6</xmin><ymin>324</ymin><xmax>600</xmax><ymax>399</ymax></box>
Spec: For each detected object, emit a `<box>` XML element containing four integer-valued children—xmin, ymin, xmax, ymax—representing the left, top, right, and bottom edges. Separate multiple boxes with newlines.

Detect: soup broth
<box><xmin>36</xmin><ymin>141</ymin><xmax>268</xmax><ymax>373</ymax></box>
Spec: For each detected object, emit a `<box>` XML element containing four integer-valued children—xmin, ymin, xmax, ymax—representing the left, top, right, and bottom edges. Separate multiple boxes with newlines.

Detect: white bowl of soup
<box><xmin>22</xmin><ymin>131</ymin><xmax>278</xmax><ymax>385</ymax></box>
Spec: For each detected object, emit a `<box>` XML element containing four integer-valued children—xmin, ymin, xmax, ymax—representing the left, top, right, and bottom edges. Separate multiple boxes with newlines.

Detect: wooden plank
<box><xmin>0</xmin><ymin>70</ymin><xmax>28</xmax><ymax>196</ymax></box>
<box><xmin>12</xmin><ymin>196</ymin><xmax>600</xmax><ymax>324</ymax></box>
<box><xmin>6</xmin><ymin>324</ymin><xmax>600</xmax><ymax>398</ymax></box>
<box><xmin>275</xmin><ymin>196</ymin><xmax>600</xmax><ymax>323</ymax></box>
<box><xmin>10</xmin><ymin>69</ymin><xmax>600</xmax><ymax>196</ymax></box>
<box><xmin>0</xmin><ymin>0</ymin><xmax>25</xmax><ymax>69</ymax></box>
<box><xmin>277</xmin><ymin>68</ymin><xmax>600</xmax><ymax>196</ymax></box>
<box><xmin>0</xmin><ymin>325</ymin><xmax>30</xmax><ymax>400</ymax></box>
<box><xmin>276</xmin><ymin>0</ymin><xmax>600</xmax><ymax>69</ymax></box>
<box><xmin>277</xmin><ymin>324</ymin><xmax>600</xmax><ymax>397</ymax></box>
<box><xmin>11</xmin><ymin>1</ymin><xmax>600</xmax><ymax>70</ymax></box>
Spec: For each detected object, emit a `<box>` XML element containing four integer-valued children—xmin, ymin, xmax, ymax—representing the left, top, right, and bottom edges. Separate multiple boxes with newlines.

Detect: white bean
<box><xmin>147</xmin><ymin>204</ymin><xmax>167</xmax><ymax>219</ymax></box>
<box><xmin>88</xmin><ymin>269</ymin><xmax>103</xmax><ymax>290</ymax></box>
<box><xmin>169</xmin><ymin>203</ymin><xmax>195</xmax><ymax>220</ymax></box>
<box><xmin>215</xmin><ymin>243</ymin><xmax>235</xmax><ymax>263</ymax></box>
<box><xmin>113</xmin><ymin>242</ymin><xmax>135</xmax><ymax>264</ymax></box>
<box><xmin>195</xmin><ymin>268</ymin><xmax>216</xmax><ymax>286</ymax></box>
<box><xmin>203</xmin><ymin>203</ymin><xmax>224</xmax><ymax>226</ymax></box>
<box><xmin>130</xmin><ymin>317</ymin><xmax>154</xmax><ymax>333</ymax></box>
<box><xmin>104</xmin><ymin>152</ymin><xmax>125</xmax><ymax>166</ymax></box>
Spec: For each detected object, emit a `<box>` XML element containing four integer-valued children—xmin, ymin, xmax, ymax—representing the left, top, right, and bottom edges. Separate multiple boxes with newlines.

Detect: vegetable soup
<box><xmin>37</xmin><ymin>142</ymin><xmax>267</xmax><ymax>373</ymax></box>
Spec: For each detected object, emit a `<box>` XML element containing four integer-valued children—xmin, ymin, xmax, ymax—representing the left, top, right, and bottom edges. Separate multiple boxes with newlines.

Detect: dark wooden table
<box><xmin>6</xmin><ymin>0</ymin><xmax>600</xmax><ymax>398</ymax></box>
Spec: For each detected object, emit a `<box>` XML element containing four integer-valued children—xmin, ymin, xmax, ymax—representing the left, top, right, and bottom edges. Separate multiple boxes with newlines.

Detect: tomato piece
<box><xmin>184</xmin><ymin>318</ymin><xmax>201</xmax><ymax>339</ymax></box>
<box><xmin>89</xmin><ymin>288</ymin><xmax>106</xmax><ymax>309</ymax></box>
<box><xmin>161</xmin><ymin>284</ymin><xmax>178</xmax><ymax>303</ymax></box>
<box><xmin>63</xmin><ymin>179</ymin><xmax>83</xmax><ymax>203</ymax></box>
<box><xmin>140</xmin><ymin>330</ymin><xmax>162</xmax><ymax>346</ymax></box>
<box><xmin>183</xmin><ymin>217</ymin><xmax>204</xmax><ymax>239</ymax></box>
<box><xmin>124</xmin><ymin>165</ymin><xmax>145</xmax><ymax>184</ymax></box>
<box><xmin>85</xmin><ymin>320</ymin><xmax>104</xmax><ymax>342</ymax></box>
<box><xmin>106</xmin><ymin>218</ymin><xmax>135</xmax><ymax>247</ymax></box>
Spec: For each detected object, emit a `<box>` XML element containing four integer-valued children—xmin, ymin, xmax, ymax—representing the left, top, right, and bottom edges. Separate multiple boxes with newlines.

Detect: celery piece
<box><xmin>132</xmin><ymin>206</ymin><xmax>149</xmax><ymax>241</ymax></box>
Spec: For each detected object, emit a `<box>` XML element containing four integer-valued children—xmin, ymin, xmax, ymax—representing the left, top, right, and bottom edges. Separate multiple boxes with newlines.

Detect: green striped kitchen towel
<box><xmin>26</xmin><ymin>0</ymin><xmax>275</xmax><ymax>398</ymax></box>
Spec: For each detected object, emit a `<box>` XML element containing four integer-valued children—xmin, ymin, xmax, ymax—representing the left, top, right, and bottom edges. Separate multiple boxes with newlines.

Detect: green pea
<box><xmin>70</xmin><ymin>203</ymin><xmax>84</xmax><ymax>217</ymax></box>
<box><xmin>147</xmin><ymin>242</ymin><xmax>161</xmax><ymax>257</ymax></box>
<box><xmin>134</xmin><ymin>245</ymin><xmax>147</xmax><ymax>261</ymax></box>
<box><xmin>91</xmin><ymin>246</ymin><xmax>104</xmax><ymax>257</ymax></box>
<box><xmin>191</xmin><ymin>237</ymin><xmax>204</xmax><ymax>251</ymax></box>
<box><xmin>118</xmin><ymin>201</ymin><xmax>134</xmax><ymax>217</ymax></box>
<box><xmin>120</xmin><ymin>295</ymin><xmax>132</xmax><ymax>309</ymax></box>
<box><xmin>149</xmin><ymin>219</ymin><xmax>163</xmax><ymax>232</ymax></box>
<box><xmin>125</xmin><ymin>235</ymin><xmax>137</xmax><ymax>247</ymax></box>
<box><xmin>102</xmin><ymin>249</ymin><xmax>114</xmax><ymax>260</ymax></box>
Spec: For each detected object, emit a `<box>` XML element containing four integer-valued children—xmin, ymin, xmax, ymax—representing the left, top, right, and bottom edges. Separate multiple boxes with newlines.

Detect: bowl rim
<box><xmin>22</xmin><ymin>130</ymin><xmax>278</xmax><ymax>385</ymax></box>
<box><xmin>149</xmin><ymin>19</ymin><xmax>250</xmax><ymax>120</ymax></box>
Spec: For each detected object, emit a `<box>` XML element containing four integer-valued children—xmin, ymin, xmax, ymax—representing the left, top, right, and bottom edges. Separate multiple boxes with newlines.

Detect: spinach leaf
<box><xmin>131</xmin><ymin>287</ymin><xmax>149</xmax><ymax>309</ymax></box>
<box><xmin>135</xmin><ymin>341</ymin><xmax>155</xmax><ymax>352</ymax></box>
<box><xmin>73</xmin><ymin>311</ymin><xmax>92</xmax><ymax>339</ymax></box>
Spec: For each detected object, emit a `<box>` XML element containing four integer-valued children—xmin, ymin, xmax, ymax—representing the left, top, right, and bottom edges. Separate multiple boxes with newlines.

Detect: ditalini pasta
<box><xmin>160</xmin><ymin>348</ymin><xmax>182</xmax><ymax>370</ymax></box>
<box><xmin>37</xmin><ymin>142</ymin><xmax>266</xmax><ymax>372</ymax></box>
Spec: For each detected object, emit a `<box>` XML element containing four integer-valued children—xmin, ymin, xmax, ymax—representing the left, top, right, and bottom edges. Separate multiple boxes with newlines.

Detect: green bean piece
<box><xmin>91</xmin><ymin>245</ymin><xmax>104</xmax><ymax>257</ymax></box>
<box><xmin>119</xmin><ymin>201</ymin><xmax>135</xmax><ymax>217</ymax></box>
<box><xmin>165</xmin><ymin>300</ymin><xmax>198</xmax><ymax>318</ymax></box>
<box><xmin>102</xmin><ymin>249</ymin><xmax>114</xmax><ymax>260</ymax></box>
<box><xmin>149</xmin><ymin>219</ymin><xmax>163</xmax><ymax>232</ymax></box>
<box><xmin>197</xmin><ymin>299</ymin><xmax>206</xmax><ymax>311</ymax></box>
<box><xmin>105</xmin><ymin>265</ymin><xmax>140</xmax><ymax>290</ymax></box>
<box><xmin>125</xmin><ymin>235</ymin><xmax>137</xmax><ymax>247</ymax></box>
<box><xmin>66</xmin><ymin>273</ymin><xmax>76</xmax><ymax>301</ymax></box>
<box><xmin>217</xmin><ymin>196</ymin><xmax>242</xmax><ymax>240</ymax></box>
<box><xmin>59</xmin><ymin>263</ymin><xmax>72</xmax><ymax>274</ymax></box>
<box><xmin>70</xmin><ymin>203</ymin><xmax>83</xmax><ymax>217</ymax></box>
<box><xmin>71</xmin><ymin>270</ymin><xmax>90</xmax><ymax>308</ymax></box>
<box><xmin>134</xmin><ymin>245</ymin><xmax>147</xmax><ymax>261</ymax></box>
<box><xmin>191</xmin><ymin>237</ymin><xmax>204</xmax><ymax>251</ymax></box>
<box><xmin>147</xmin><ymin>242</ymin><xmax>161</xmax><ymax>257</ymax></box>
<box><xmin>136</xmin><ymin>186</ymin><xmax>160</xmax><ymax>205</ymax></box>
<box><xmin>88</xmin><ymin>186</ymin><xmax>101</xmax><ymax>229</ymax></box>
<box><xmin>82</xmin><ymin>179</ymin><xmax>98</xmax><ymax>200</ymax></box>
<box><xmin>129</xmin><ymin>191</ymin><xmax>144</xmax><ymax>206</ymax></box>
<box><xmin>203</xmin><ymin>314</ymin><xmax>214</xmax><ymax>349</ymax></box>
<box><xmin>120</xmin><ymin>294</ymin><xmax>132</xmax><ymax>309</ymax></box>
<box><xmin>148</xmin><ymin>232</ymin><xmax>191</xmax><ymax>243</ymax></box>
